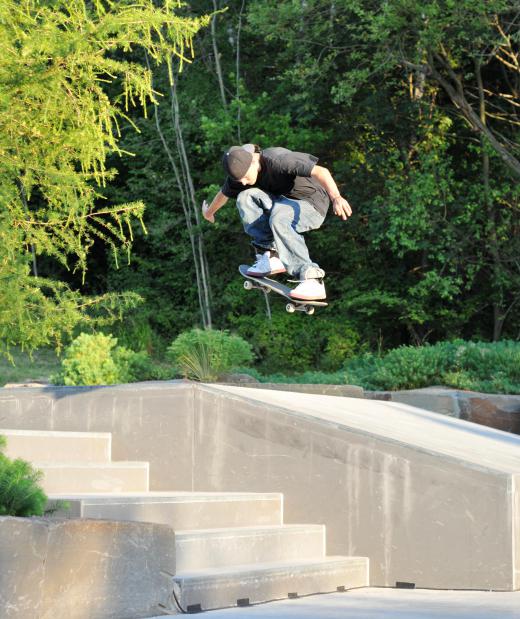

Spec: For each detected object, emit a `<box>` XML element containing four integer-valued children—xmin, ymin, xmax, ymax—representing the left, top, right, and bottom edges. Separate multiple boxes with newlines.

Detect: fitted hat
<box><xmin>222</xmin><ymin>145</ymin><xmax>254</xmax><ymax>180</ymax></box>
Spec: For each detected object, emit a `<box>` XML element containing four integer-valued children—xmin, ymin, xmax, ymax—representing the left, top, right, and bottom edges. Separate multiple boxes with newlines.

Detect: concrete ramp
<box><xmin>200</xmin><ymin>385</ymin><xmax>520</xmax><ymax>591</ymax></box>
<box><xmin>209</xmin><ymin>386</ymin><xmax>520</xmax><ymax>474</ymax></box>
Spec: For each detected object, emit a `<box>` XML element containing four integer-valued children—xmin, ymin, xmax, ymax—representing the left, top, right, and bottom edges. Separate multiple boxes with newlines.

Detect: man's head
<box><xmin>222</xmin><ymin>144</ymin><xmax>261</xmax><ymax>186</ymax></box>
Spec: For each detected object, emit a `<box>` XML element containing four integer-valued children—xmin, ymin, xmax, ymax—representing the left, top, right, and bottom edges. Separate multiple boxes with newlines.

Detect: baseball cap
<box><xmin>222</xmin><ymin>145</ymin><xmax>254</xmax><ymax>180</ymax></box>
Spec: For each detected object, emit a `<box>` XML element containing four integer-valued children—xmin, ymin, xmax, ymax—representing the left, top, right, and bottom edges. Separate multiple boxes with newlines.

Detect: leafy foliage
<box><xmin>53</xmin><ymin>332</ymin><xmax>152</xmax><ymax>385</ymax></box>
<box><xmin>343</xmin><ymin>340</ymin><xmax>520</xmax><ymax>394</ymax></box>
<box><xmin>1</xmin><ymin>0</ymin><xmax>519</xmax><ymax>373</ymax></box>
<box><xmin>0</xmin><ymin>436</ymin><xmax>48</xmax><ymax>517</ymax></box>
<box><xmin>0</xmin><ymin>0</ymin><xmax>210</xmax><ymax>354</ymax></box>
<box><xmin>235</xmin><ymin>340</ymin><xmax>520</xmax><ymax>394</ymax></box>
<box><xmin>167</xmin><ymin>328</ymin><xmax>254</xmax><ymax>381</ymax></box>
<box><xmin>228</xmin><ymin>310</ymin><xmax>361</xmax><ymax>373</ymax></box>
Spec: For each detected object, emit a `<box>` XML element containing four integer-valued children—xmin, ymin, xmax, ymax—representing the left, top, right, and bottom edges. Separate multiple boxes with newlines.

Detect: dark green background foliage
<box><xmin>94</xmin><ymin>0</ymin><xmax>520</xmax><ymax>357</ymax></box>
<box><xmin>7</xmin><ymin>1</ymin><xmax>520</xmax><ymax>372</ymax></box>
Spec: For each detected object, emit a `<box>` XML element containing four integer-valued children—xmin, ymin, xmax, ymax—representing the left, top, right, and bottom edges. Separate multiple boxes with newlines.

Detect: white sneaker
<box><xmin>246</xmin><ymin>251</ymin><xmax>286</xmax><ymax>277</ymax></box>
<box><xmin>290</xmin><ymin>278</ymin><xmax>326</xmax><ymax>300</ymax></box>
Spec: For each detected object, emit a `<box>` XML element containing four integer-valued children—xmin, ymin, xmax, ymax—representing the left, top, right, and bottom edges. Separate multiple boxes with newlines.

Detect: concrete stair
<box><xmin>1</xmin><ymin>426</ymin><xmax>369</xmax><ymax>613</ymax></box>
<box><xmin>47</xmin><ymin>491</ymin><xmax>284</xmax><ymax>527</ymax></box>
<box><xmin>174</xmin><ymin>556</ymin><xmax>369</xmax><ymax>612</ymax></box>
<box><xmin>1</xmin><ymin>428</ymin><xmax>111</xmax><ymax>462</ymax></box>
<box><xmin>0</xmin><ymin>428</ymin><xmax>148</xmax><ymax>493</ymax></box>
<box><xmin>35</xmin><ymin>461</ymin><xmax>149</xmax><ymax>493</ymax></box>
<box><xmin>175</xmin><ymin>524</ymin><xmax>326</xmax><ymax>570</ymax></box>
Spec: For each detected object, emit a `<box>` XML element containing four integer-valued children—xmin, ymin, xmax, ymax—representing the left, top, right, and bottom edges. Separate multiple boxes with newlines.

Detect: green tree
<box><xmin>0</xmin><ymin>0</ymin><xmax>209</xmax><ymax>356</ymax></box>
<box><xmin>81</xmin><ymin>0</ymin><xmax>519</xmax><ymax>355</ymax></box>
<box><xmin>246</xmin><ymin>0</ymin><xmax>519</xmax><ymax>343</ymax></box>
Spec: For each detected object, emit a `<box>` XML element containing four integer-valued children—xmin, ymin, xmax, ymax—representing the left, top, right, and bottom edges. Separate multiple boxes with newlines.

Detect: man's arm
<box><xmin>311</xmin><ymin>165</ymin><xmax>352</xmax><ymax>221</ymax></box>
<box><xmin>202</xmin><ymin>191</ymin><xmax>229</xmax><ymax>223</ymax></box>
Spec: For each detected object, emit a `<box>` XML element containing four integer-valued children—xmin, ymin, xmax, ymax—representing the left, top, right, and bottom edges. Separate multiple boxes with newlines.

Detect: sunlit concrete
<box><xmin>2</xmin><ymin>382</ymin><xmax>520</xmax><ymax>590</ymax></box>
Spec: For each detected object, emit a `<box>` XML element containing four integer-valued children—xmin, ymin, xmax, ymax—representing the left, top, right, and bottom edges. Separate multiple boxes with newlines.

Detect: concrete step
<box><xmin>175</xmin><ymin>524</ymin><xmax>326</xmax><ymax>571</ymax></box>
<box><xmin>0</xmin><ymin>428</ymin><xmax>111</xmax><ymax>463</ymax></box>
<box><xmin>36</xmin><ymin>462</ymin><xmax>149</xmax><ymax>493</ymax></box>
<box><xmin>173</xmin><ymin>556</ymin><xmax>369</xmax><ymax>612</ymax></box>
<box><xmin>46</xmin><ymin>491</ymin><xmax>283</xmax><ymax>528</ymax></box>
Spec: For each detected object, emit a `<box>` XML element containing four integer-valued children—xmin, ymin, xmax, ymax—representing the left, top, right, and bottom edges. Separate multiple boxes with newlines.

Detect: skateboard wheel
<box><xmin>243</xmin><ymin>281</ymin><xmax>253</xmax><ymax>290</ymax></box>
<box><xmin>286</xmin><ymin>303</ymin><xmax>296</xmax><ymax>313</ymax></box>
<box><xmin>305</xmin><ymin>306</ymin><xmax>315</xmax><ymax>315</ymax></box>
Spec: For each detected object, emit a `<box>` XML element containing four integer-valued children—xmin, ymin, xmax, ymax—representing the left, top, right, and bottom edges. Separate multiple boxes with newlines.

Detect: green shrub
<box><xmin>53</xmin><ymin>332</ymin><xmax>154</xmax><ymax>386</ymax></box>
<box><xmin>107</xmin><ymin>307</ymin><xmax>164</xmax><ymax>355</ymax></box>
<box><xmin>167</xmin><ymin>328</ymin><xmax>254</xmax><ymax>381</ymax></box>
<box><xmin>248</xmin><ymin>370</ymin><xmax>346</xmax><ymax>384</ymax></box>
<box><xmin>0</xmin><ymin>435</ymin><xmax>48</xmax><ymax>517</ymax></box>
<box><xmin>119</xmin><ymin>352</ymin><xmax>175</xmax><ymax>381</ymax></box>
<box><xmin>444</xmin><ymin>340</ymin><xmax>520</xmax><ymax>393</ymax></box>
<box><xmin>228</xmin><ymin>313</ymin><xmax>361</xmax><ymax>373</ymax></box>
<box><xmin>343</xmin><ymin>340</ymin><xmax>520</xmax><ymax>394</ymax></box>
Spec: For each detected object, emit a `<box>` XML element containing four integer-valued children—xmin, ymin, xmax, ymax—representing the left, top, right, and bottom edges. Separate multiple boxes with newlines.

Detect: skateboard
<box><xmin>239</xmin><ymin>264</ymin><xmax>328</xmax><ymax>315</ymax></box>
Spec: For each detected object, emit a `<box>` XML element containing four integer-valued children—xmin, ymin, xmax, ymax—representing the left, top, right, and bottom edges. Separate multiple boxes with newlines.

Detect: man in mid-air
<box><xmin>202</xmin><ymin>144</ymin><xmax>352</xmax><ymax>300</ymax></box>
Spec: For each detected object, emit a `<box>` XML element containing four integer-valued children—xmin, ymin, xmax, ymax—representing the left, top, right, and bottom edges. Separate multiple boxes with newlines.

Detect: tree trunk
<box><xmin>211</xmin><ymin>0</ymin><xmax>227</xmax><ymax>108</ymax></box>
<box><xmin>235</xmin><ymin>0</ymin><xmax>246</xmax><ymax>142</ymax></box>
<box><xmin>146</xmin><ymin>54</ymin><xmax>212</xmax><ymax>329</ymax></box>
<box><xmin>476</xmin><ymin>58</ymin><xmax>504</xmax><ymax>341</ymax></box>
<box><xmin>428</xmin><ymin>53</ymin><xmax>520</xmax><ymax>179</ymax></box>
<box><xmin>170</xmin><ymin>74</ymin><xmax>213</xmax><ymax>329</ymax></box>
<box><xmin>17</xmin><ymin>179</ymin><xmax>38</xmax><ymax>277</ymax></box>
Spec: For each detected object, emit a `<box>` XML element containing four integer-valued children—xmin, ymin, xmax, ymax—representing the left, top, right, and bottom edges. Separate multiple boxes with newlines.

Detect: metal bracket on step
<box><xmin>396</xmin><ymin>581</ymin><xmax>416</xmax><ymax>589</ymax></box>
<box><xmin>186</xmin><ymin>603</ymin><xmax>202</xmax><ymax>613</ymax></box>
<box><xmin>237</xmin><ymin>598</ymin><xmax>250</xmax><ymax>607</ymax></box>
<box><xmin>288</xmin><ymin>592</ymin><xmax>299</xmax><ymax>599</ymax></box>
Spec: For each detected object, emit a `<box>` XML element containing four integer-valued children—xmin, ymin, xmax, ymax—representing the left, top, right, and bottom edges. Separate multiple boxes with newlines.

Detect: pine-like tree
<box><xmin>0</xmin><ymin>0</ymin><xmax>209</xmax><ymax>355</ymax></box>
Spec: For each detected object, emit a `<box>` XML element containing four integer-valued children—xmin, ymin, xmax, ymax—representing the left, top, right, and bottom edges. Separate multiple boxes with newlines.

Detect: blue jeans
<box><xmin>236</xmin><ymin>188</ymin><xmax>325</xmax><ymax>279</ymax></box>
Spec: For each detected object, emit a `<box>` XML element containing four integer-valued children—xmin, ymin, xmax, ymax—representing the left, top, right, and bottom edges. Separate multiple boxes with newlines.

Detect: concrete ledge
<box><xmin>0</xmin><ymin>516</ymin><xmax>176</xmax><ymax>619</ymax></box>
<box><xmin>219</xmin><ymin>383</ymin><xmax>364</xmax><ymax>398</ymax></box>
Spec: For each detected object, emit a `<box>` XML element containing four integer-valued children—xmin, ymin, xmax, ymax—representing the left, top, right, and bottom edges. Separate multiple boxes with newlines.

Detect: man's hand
<box><xmin>332</xmin><ymin>195</ymin><xmax>352</xmax><ymax>221</ymax></box>
<box><xmin>202</xmin><ymin>200</ymin><xmax>215</xmax><ymax>223</ymax></box>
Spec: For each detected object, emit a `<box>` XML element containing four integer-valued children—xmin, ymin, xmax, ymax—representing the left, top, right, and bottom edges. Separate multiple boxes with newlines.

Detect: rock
<box><xmin>2</xmin><ymin>381</ymin><xmax>51</xmax><ymax>389</ymax></box>
<box><xmin>219</xmin><ymin>373</ymin><xmax>260</xmax><ymax>384</ymax></box>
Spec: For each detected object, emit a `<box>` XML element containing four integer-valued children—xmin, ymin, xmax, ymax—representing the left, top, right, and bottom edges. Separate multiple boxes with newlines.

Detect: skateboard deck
<box><xmin>239</xmin><ymin>264</ymin><xmax>328</xmax><ymax>315</ymax></box>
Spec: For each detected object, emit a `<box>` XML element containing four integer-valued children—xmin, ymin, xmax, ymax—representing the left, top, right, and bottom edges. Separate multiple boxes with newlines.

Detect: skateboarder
<box><xmin>202</xmin><ymin>144</ymin><xmax>352</xmax><ymax>300</ymax></box>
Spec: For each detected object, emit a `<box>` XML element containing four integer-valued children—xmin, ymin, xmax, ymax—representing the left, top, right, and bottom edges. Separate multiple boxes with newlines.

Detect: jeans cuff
<box><xmin>301</xmin><ymin>266</ymin><xmax>325</xmax><ymax>280</ymax></box>
<box><xmin>252</xmin><ymin>242</ymin><xmax>276</xmax><ymax>253</ymax></box>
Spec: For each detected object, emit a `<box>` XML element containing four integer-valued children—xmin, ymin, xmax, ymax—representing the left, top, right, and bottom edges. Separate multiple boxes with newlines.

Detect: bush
<box><xmin>53</xmin><ymin>332</ymin><xmax>156</xmax><ymax>386</ymax></box>
<box><xmin>228</xmin><ymin>312</ymin><xmax>361</xmax><ymax>373</ymax></box>
<box><xmin>167</xmin><ymin>328</ymin><xmax>254</xmax><ymax>381</ymax></box>
<box><xmin>343</xmin><ymin>340</ymin><xmax>520</xmax><ymax>394</ymax></box>
<box><xmin>0</xmin><ymin>435</ymin><xmax>48</xmax><ymax>517</ymax></box>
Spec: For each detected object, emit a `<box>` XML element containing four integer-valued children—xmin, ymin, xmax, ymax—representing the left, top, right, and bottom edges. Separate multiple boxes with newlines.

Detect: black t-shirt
<box><xmin>221</xmin><ymin>147</ymin><xmax>330</xmax><ymax>216</ymax></box>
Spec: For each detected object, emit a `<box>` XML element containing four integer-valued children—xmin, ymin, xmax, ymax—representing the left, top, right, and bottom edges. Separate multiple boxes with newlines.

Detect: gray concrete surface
<box><xmin>221</xmin><ymin>383</ymin><xmax>365</xmax><ymax>398</ymax></box>
<box><xmin>3</xmin><ymin>382</ymin><xmax>520</xmax><ymax>591</ymax></box>
<box><xmin>0</xmin><ymin>516</ymin><xmax>176</xmax><ymax>619</ymax></box>
<box><xmin>199</xmin><ymin>385</ymin><xmax>520</xmax><ymax>590</ymax></box>
<box><xmin>151</xmin><ymin>588</ymin><xmax>520</xmax><ymax>618</ymax></box>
